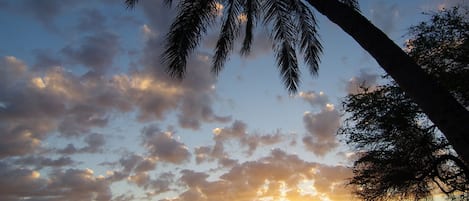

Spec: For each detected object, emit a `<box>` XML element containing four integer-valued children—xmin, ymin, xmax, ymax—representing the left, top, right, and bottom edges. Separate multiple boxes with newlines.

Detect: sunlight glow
<box><xmin>31</xmin><ymin>171</ymin><xmax>41</xmax><ymax>179</ymax></box>
<box><xmin>212</xmin><ymin>127</ymin><xmax>222</xmax><ymax>135</ymax></box>
<box><xmin>31</xmin><ymin>77</ymin><xmax>46</xmax><ymax>89</ymax></box>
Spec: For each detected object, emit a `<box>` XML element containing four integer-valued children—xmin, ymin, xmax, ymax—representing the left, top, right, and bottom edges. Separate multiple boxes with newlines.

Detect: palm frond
<box><xmin>263</xmin><ymin>0</ymin><xmax>300</xmax><ymax>93</ymax></box>
<box><xmin>163</xmin><ymin>0</ymin><xmax>175</xmax><ymax>7</ymax></box>
<box><xmin>212</xmin><ymin>0</ymin><xmax>243</xmax><ymax>75</ymax></box>
<box><xmin>240</xmin><ymin>0</ymin><xmax>261</xmax><ymax>55</ymax></box>
<box><xmin>125</xmin><ymin>0</ymin><xmax>139</xmax><ymax>9</ymax></box>
<box><xmin>291</xmin><ymin>0</ymin><xmax>322</xmax><ymax>76</ymax></box>
<box><xmin>162</xmin><ymin>0</ymin><xmax>218</xmax><ymax>79</ymax></box>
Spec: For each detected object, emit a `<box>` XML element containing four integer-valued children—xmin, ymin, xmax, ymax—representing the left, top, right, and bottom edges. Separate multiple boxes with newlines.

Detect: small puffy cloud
<box><xmin>148</xmin><ymin>172</ymin><xmax>175</xmax><ymax>194</ymax></box>
<box><xmin>213</xmin><ymin>120</ymin><xmax>247</xmax><ymax>141</ymax></box>
<box><xmin>62</xmin><ymin>31</ymin><xmax>120</xmax><ymax>73</ymax></box>
<box><xmin>302</xmin><ymin>105</ymin><xmax>341</xmax><ymax>156</ymax></box>
<box><xmin>141</xmin><ymin>125</ymin><xmax>191</xmax><ymax>164</ymax></box>
<box><xmin>298</xmin><ymin>91</ymin><xmax>329</xmax><ymax>107</ymax></box>
<box><xmin>241</xmin><ymin>130</ymin><xmax>285</xmax><ymax>156</ymax></box>
<box><xmin>142</xmin><ymin>24</ymin><xmax>157</xmax><ymax>39</ymax></box>
<box><xmin>212</xmin><ymin>120</ymin><xmax>285</xmax><ymax>157</ymax></box>
<box><xmin>345</xmin><ymin>70</ymin><xmax>379</xmax><ymax>94</ymax></box>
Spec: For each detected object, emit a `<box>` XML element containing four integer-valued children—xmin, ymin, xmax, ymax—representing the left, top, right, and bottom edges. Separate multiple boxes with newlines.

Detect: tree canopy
<box><xmin>340</xmin><ymin>6</ymin><xmax>469</xmax><ymax>200</ymax></box>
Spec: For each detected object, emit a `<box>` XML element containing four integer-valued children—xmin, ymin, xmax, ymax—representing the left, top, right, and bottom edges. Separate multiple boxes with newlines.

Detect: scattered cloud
<box><xmin>0</xmin><ymin>161</ymin><xmax>112</xmax><ymax>201</ymax></box>
<box><xmin>298</xmin><ymin>91</ymin><xmax>329</xmax><ymax>108</ymax></box>
<box><xmin>302</xmin><ymin>106</ymin><xmax>341</xmax><ymax>156</ymax></box>
<box><xmin>62</xmin><ymin>31</ymin><xmax>120</xmax><ymax>73</ymax></box>
<box><xmin>298</xmin><ymin>91</ymin><xmax>341</xmax><ymax>156</ymax></box>
<box><xmin>57</xmin><ymin>133</ymin><xmax>107</xmax><ymax>154</ymax></box>
<box><xmin>141</xmin><ymin>125</ymin><xmax>191</xmax><ymax>164</ymax></box>
<box><xmin>168</xmin><ymin>149</ymin><xmax>353</xmax><ymax>201</ymax></box>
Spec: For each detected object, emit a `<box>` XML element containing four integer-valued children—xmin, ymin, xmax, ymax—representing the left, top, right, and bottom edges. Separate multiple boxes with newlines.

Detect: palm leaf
<box><xmin>212</xmin><ymin>0</ymin><xmax>243</xmax><ymax>75</ymax></box>
<box><xmin>125</xmin><ymin>0</ymin><xmax>138</xmax><ymax>9</ymax></box>
<box><xmin>162</xmin><ymin>0</ymin><xmax>218</xmax><ymax>79</ymax></box>
<box><xmin>291</xmin><ymin>0</ymin><xmax>322</xmax><ymax>76</ymax></box>
<box><xmin>240</xmin><ymin>0</ymin><xmax>261</xmax><ymax>55</ymax></box>
<box><xmin>263</xmin><ymin>0</ymin><xmax>300</xmax><ymax>93</ymax></box>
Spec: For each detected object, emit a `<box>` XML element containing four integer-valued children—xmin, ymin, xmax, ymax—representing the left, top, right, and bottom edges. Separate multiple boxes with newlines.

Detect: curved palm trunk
<box><xmin>307</xmin><ymin>0</ymin><xmax>469</xmax><ymax>165</ymax></box>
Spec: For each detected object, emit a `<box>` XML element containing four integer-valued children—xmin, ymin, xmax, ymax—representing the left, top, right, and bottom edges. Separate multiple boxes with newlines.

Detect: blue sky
<box><xmin>0</xmin><ymin>0</ymin><xmax>465</xmax><ymax>200</ymax></box>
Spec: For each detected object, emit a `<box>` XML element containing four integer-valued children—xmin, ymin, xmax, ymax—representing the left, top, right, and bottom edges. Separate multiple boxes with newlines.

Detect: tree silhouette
<box><xmin>341</xmin><ymin>7</ymin><xmax>469</xmax><ymax>200</ymax></box>
<box><xmin>125</xmin><ymin>0</ymin><xmax>469</xmax><ymax>165</ymax></box>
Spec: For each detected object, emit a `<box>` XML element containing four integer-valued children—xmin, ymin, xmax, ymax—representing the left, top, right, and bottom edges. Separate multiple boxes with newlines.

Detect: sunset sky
<box><xmin>0</xmin><ymin>0</ymin><xmax>465</xmax><ymax>200</ymax></box>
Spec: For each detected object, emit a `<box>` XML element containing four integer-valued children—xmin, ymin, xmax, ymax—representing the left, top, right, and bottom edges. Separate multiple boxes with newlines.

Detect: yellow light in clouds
<box><xmin>31</xmin><ymin>77</ymin><xmax>46</xmax><ymax>89</ymax></box>
<box><xmin>212</xmin><ymin>127</ymin><xmax>222</xmax><ymax>135</ymax></box>
<box><xmin>132</xmin><ymin>76</ymin><xmax>153</xmax><ymax>90</ymax></box>
<box><xmin>31</xmin><ymin>171</ymin><xmax>40</xmax><ymax>179</ymax></box>
<box><xmin>106</xmin><ymin>170</ymin><xmax>115</xmax><ymax>176</ymax></box>
<box><xmin>214</xmin><ymin>2</ymin><xmax>224</xmax><ymax>16</ymax></box>
<box><xmin>325</xmin><ymin>103</ymin><xmax>335</xmax><ymax>111</ymax></box>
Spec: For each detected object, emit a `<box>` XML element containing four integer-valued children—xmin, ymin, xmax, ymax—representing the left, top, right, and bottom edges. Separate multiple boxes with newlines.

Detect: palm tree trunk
<box><xmin>307</xmin><ymin>0</ymin><xmax>469</xmax><ymax>165</ymax></box>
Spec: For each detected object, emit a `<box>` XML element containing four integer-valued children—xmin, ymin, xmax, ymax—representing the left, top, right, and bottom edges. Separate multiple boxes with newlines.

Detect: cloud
<box><xmin>15</xmin><ymin>156</ymin><xmax>75</xmax><ymax>168</ymax></box>
<box><xmin>298</xmin><ymin>91</ymin><xmax>329</xmax><ymax>108</ymax></box>
<box><xmin>62</xmin><ymin>31</ymin><xmax>120</xmax><ymax>73</ymax></box>
<box><xmin>141</xmin><ymin>125</ymin><xmax>191</xmax><ymax>164</ymax></box>
<box><xmin>297</xmin><ymin>91</ymin><xmax>341</xmax><ymax>156</ymax></box>
<box><xmin>0</xmin><ymin>53</ymin><xmax>229</xmax><ymax>157</ymax></box>
<box><xmin>75</xmin><ymin>9</ymin><xmax>107</xmax><ymax>32</ymax></box>
<box><xmin>302</xmin><ymin>104</ymin><xmax>341</xmax><ymax>156</ymax></box>
<box><xmin>240</xmin><ymin>130</ymin><xmax>285</xmax><ymax>156</ymax></box>
<box><xmin>345</xmin><ymin>70</ymin><xmax>379</xmax><ymax>94</ymax></box>
<box><xmin>0</xmin><ymin>161</ymin><xmax>112</xmax><ymax>201</ymax></box>
<box><xmin>0</xmin><ymin>161</ymin><xmax>48</xmax><ymax>200</ymax></box>
<box><xmin>168</xmin><ymin>149</ymin><xmax>353</xmax><ymax>201</ymax></box>
<box><xmin>32</xmin><ymin>49</ymin><xmax>63</xmax><ymax>70</ymax></box>
<box><xmin>19</xmin><ymin>0</ymin><xmax>77</xmax><ymax>31</ymax></box>
<box><xmin>57</xmin><ymin>133</ymin><xmax>107</xmax><ymax>154</ymax></box>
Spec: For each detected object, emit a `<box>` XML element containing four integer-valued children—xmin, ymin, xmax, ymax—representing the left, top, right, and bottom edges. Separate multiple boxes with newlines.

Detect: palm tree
<box><xmin>125</xmin><ymin>0</ymin><xmax>469</xmax><ymax>165</ymax></box>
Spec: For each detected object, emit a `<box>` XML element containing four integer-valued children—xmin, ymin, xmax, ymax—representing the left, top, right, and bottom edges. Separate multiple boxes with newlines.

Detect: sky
<box><xmin>0</xmin><ymin>0</ymin><xmax>466</xmax><ymax>201</ymax></box>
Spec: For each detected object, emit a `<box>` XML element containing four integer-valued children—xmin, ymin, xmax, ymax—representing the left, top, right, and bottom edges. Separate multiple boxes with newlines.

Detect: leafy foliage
<box><xmin>340</xmin><ymin>6</ymin><xmax>469</xmax><ymax>200</ymax></box>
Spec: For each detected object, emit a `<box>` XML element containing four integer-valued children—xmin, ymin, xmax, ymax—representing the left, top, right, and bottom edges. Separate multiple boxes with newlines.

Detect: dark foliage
<box><xmin>340</xmin><ymin>6</ymin><xmax>469</xmax><ymax>200</ymax></box>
